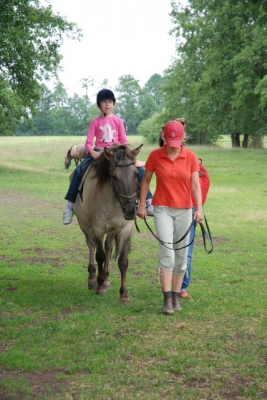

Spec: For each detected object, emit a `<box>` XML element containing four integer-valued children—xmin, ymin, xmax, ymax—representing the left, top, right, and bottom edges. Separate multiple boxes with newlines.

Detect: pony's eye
<box><xmin>111</xmin><ymin>175</ymin><xmax>119</xmax><ymax>181</ymax></box>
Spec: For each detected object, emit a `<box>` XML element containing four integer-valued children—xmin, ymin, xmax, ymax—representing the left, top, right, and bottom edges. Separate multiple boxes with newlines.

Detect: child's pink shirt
<box><xmin>85</xmin><ymin>115</ymin><xmax>128</xmax><ymax>153</ymax></box>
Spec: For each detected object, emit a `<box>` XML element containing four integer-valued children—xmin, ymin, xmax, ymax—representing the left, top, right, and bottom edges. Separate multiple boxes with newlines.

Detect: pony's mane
<box><xmin>91</xmin><ymin>144</ymin><xmax>135</xmax><ymax>188</ymax></box>
<box><xmin>66</xmin><ymin>147</ymin><xmax>72</xmax><ymax>158</ymax></box>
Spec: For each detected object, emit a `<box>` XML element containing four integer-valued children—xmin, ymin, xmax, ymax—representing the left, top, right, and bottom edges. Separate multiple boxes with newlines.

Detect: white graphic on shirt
<box><xmin>99</xmin><ymin>123</ymin><xmax>115</xmax><ymax>143</ymax></box>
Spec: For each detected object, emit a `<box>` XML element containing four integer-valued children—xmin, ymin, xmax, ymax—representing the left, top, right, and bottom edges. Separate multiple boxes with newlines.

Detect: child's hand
<box><xmin>90</xmin><ymin>149</ymin><xmax>100</xmax><ymax>159</ymax></box>
<box><xmin>135</xmin><ymin>160</ymin><xmax>146</xmax><ymax>167</ymax></box>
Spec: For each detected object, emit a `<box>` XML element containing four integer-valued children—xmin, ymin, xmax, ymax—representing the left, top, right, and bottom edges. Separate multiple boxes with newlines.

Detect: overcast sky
<box><xmin>47</xmin><ymin>0</ymin><xmax>185</xmax><ymax>98</ymax></box>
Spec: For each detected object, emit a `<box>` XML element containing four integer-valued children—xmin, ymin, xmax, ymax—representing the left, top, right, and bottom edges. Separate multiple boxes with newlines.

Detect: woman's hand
<box><xmin>194</xmin><ymin>210</ymin><xmax>203</xmax><ymax>223</ymax></box>
<box><xmin>137</xmin><ymin>204</ymin><xmax>147</xmax><ymax>219</ymax></box>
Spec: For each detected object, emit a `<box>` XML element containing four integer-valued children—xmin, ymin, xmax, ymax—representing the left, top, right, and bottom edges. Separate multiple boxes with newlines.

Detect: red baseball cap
<box><xmin>162</xmin><ymin>120</ymin><xmax>184</xmax><ymax>147</ymax></box>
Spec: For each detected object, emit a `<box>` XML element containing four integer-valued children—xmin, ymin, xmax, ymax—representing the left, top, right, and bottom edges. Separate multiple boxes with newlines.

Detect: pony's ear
<box><xmin>103</xmin><ymin>147</ymin><xmax>114</xmax><ymax>161</ymax></box>
<box><xmin>131</xmin><ymin>144</ymin><xmax>143</xmax><ymax>158</ymax></box>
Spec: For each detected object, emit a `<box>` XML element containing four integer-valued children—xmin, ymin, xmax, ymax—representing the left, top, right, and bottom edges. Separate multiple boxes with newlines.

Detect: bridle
<box><xmin>109</xmin><ymin>160</ymin><xmax>138</xmax><ymax>209</ymax></box>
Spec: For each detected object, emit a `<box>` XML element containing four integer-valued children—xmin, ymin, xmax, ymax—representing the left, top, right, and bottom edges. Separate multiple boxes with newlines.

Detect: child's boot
<box><xmin>63</xmin><ymin>204</ymin><xmax>74</xmax><ymax>225</ymax></box>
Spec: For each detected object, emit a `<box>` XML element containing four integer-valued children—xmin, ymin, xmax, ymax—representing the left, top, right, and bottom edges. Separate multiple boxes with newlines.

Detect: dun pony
<box><xmin>64</xmin><ymin>144</ymin><xmax>86</xmax><ymax>169</ymax></box>
<box><xmin>73</xmin><ymin>143</ymin><xmax>143</xmax><ymax>303</ymax></box>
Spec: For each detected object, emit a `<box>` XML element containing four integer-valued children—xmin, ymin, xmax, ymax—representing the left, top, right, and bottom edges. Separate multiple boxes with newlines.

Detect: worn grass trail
<box><xmin>0</xmin><ymin>136</ymin><xmax>266</xmax><ymax>399</ymax></box>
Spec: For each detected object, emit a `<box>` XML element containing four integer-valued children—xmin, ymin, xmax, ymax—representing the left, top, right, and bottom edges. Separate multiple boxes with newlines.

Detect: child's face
<box><xmin>100</xmin><ymin>99</ymin><xmax>115</xmax><ymax>115</ymax></box>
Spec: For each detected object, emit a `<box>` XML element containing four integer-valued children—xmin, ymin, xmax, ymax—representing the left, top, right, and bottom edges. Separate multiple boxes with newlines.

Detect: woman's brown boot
<box><xmin>163</xmin><ymin>291</ymin><xmax>174</xmax><ymax>315</ymax></box>
<box><xmin>172</xmin><ymin>292</ymin><xmax>182</xmax><ymax>311</ymax></box>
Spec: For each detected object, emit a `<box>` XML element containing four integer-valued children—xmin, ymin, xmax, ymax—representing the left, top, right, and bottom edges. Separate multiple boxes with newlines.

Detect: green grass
<box><xmin>0</xmin><ymin>136</ymin><xmax>266</xmax><ymax>399</ymax></box>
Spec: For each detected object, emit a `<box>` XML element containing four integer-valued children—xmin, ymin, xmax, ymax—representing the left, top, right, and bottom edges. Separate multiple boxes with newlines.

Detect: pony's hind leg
<box><xmin>86</xmin><ymin>235</ymin><xmax>97</xmax><ymax>291</ymax></box>
<box><xmin>95</xmin><ymin>238</ymin><xmax>107</xmax><ymax>295</ymax></box>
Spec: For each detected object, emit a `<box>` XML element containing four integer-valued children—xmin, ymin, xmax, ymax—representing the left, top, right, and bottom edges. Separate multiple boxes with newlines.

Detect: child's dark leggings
<box><xmin>64</xmin><ymin>154</ymin><xmax>152</xmax><ymax>203</ymax></box>
<box><xmin>64</xmin><ymin>154</ymin><xmax>96</xmax><ymax>203</ymax></box>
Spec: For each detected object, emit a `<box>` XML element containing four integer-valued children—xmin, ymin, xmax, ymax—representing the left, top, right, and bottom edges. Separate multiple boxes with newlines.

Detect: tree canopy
<box><xmin>2</xmin><ymin>1</ymin><xmax>266</xmax><ymax>148</ymax></box>
<box><xmin>115</xmin><ymin>75</ymin><xmax>160</xmax><ymax>133</ymax></box>
<box><xmin>15</xmin><ymin>74</ymin><xmax>164</xmax><ymax>136</ymax></box>
<box><xmin>0</xmin><ymin>0</ymin><xmax>81</xmax><ymax>134</ymax></box>
<box><xmin>162</xmin><ymin>0</ymin><xmax>267</xmax><ymax>147</ymax></box>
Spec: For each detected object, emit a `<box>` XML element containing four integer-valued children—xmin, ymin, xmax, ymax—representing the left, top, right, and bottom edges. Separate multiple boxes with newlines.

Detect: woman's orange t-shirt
<box><xmin>145</xmin><ymin>145</ymin><xmax>199</xmax><ymax>208</ymax></box>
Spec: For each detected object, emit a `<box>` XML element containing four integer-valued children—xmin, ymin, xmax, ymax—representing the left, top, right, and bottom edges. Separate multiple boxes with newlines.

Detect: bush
<box><xmin>137</xmin><ymin>112</ymin><xmax>166</xmax><ymax>143</ymax></box>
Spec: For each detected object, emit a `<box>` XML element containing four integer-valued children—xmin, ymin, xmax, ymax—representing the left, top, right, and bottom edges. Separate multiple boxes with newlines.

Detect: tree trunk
<box><xmin>242</xmin><ymin>133</ymin><xmax>249</xmax><ymax>148</ymax></box>
<box><xmin>231</xmin><ymin>132</ymin><xmax>241</xmax><ymax>147</ymax></box>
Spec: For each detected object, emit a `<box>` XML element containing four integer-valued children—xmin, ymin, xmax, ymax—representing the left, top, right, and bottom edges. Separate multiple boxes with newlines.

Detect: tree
<box><xmin>115</xmin><ymin>75</ymin><xmax>143</xmax><ymax>133</ymax></box>
<box><xmin>165</xmin><ymin>0</ymin><xmax>267</xmax><ymax>147</ymax></box>
<box><xmin>137</xmin><ymin>112</ymin><xmax>165</xmax><ymax>143</ymax></box>
<box><xmin>80</xmin><ymin>77</ymin><xmax>95</xmax><ymax>111</ymax></box>
<box><xmin>29</xmin><ymin>84</ymin><xmax>54</xmax><ymax>135</ymax></box>
<box><xmin>144</xmin><ymin>74</ymin><xmax>165</xmax><ymax>107</ymax></box>
<box><xmin>138</xmin><ymin>89</ymin><xmax>160</xmax><ymax>123</ymax></box>
<box><xmin>0</xmin><ymin>0</ymin><xmax>81</xmax><ymax>134</ymax></box>
<box><xmin>17</xmin><ymin>81</ymin><xmax>95</xmax><ymax>136</ymax></box>
<box><xmin>115</xmin><ymin>75</ymin><xmax>161</xmax><ymax>134</ymax></box>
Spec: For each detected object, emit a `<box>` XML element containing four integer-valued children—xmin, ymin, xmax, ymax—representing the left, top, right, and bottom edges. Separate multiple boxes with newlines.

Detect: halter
<box><xmin>109</xmin><ymin>160</ymin><xmax>138</xmax><ymax>209</ymax></box>
<box><xmin>114</xmin><ymin>161</ymin><xmax>136</xmax><ymax>168</ymax></box>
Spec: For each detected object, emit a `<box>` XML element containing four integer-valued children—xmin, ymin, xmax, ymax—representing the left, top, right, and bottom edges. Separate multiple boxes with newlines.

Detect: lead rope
<box><xmin>143</xmin><ymin>218</ymin><xmax>195</xmax><ymax>251</ymax></box>
<box><xmin>135</xmin><ymin>214</ymin><xmax>214</xmax><ymax>254</ymax></box>
<box><xmin>199</xmin><ymin>213</ymin><xmax>214</xmax><ymax>254</ymax></box>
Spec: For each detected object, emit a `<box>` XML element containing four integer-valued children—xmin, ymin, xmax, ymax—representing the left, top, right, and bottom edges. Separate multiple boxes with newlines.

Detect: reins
<box><xmin>135</xmin><ymin>213</ymin><xmax>213</xmax><ymax>254</ymax></box>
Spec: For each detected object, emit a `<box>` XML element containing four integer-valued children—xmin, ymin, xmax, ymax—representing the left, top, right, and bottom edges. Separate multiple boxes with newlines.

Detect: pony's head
<box><xmin>64</xmin><ymin>148</ymin><xmax>72</xmax><ymax>169</ymax></box>
<box><xmin>92</xmin><ymin>144</ymin><xmax>143</xmax><ymax>220</ymax></box>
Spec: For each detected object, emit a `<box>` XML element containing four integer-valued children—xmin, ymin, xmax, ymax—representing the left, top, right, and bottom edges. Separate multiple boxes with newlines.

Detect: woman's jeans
<box><xmin>65</xmin><ymin>154</ymin><xmax>152</xmax><ymax>203</ymax></box>
<box><xmin>136</xmin><ymin>165</ymin><xmax>152</xmax><ymax>200</ymax></box>
<box><xmin>153</xmin><ymin>206</ymin><xmax>192</xmax><ymax>275</ymax></box>
<box><xmin>181</xmin><ymin>207</ymin><xmax>196</xmax><ymax>291</ymax></box>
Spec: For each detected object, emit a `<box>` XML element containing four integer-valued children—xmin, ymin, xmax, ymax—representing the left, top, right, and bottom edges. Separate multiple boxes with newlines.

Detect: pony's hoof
<box><xmin>119</xmin><ymin>297</ymin><xmax>131</xmax><ymax>305</ymax></box>
<box><xmin>103</xmin><ymin>280</ymin><xmax>111</xmax><ymax>289</ymax></box>
<box><xmin>88</xmin><ymin>279</ymin><xmax>97</xmax><ymax>291</ymax></box>
<box><xmin>96</xmin><ymin>287</ymin><xmax>106</xmax><ymax>296</ymax></box>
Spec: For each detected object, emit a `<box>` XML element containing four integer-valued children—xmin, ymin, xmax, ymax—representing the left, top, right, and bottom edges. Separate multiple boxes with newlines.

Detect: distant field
<box><xmin>0</xmin><ymin>136</ymin><xmax>266</xmax><ymax>400</ymax></box>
